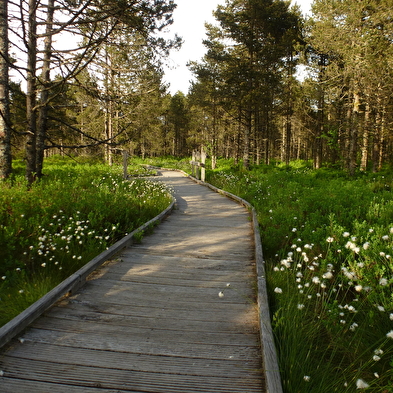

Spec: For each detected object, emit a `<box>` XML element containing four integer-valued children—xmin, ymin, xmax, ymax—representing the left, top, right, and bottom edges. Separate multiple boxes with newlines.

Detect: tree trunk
<box><xmin>0</xmin><ymin>0</ymin><xmax>12</xmax><ymax>178</ymax></box>
<box><xmin>314</xmin><ymin>54</ymin><xmax>326</xmax><ymax>169</ymax></box>
<box><xmin>26</xmin><ymin>0</ymin><xmax>38</xmax><ymax>185</ymax></box>
<box><xmin>37</xmin><ymin>0</ymin><xmax>55</xmax><ymax>178</ymax></box>
<box><xmin>349</xmin><ymin>90</ymin><xmax>360</xmax><ymax>176</ymax></box>
<box><xmin>243</xmin><ymin>108</ymin><xmax>251</xmax><ymax>170</ymax></box>
<box><xmin>359</xmin><ymin>101</ymin><xmax>370</xmax><ymax>171</ymax></box>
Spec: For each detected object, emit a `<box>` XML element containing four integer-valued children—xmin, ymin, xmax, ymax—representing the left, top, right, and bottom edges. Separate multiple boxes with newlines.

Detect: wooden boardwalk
<box><xmin>0</xmin><ymin>170</ymin><xmax>266</xmax><ymax>392</ymax></box>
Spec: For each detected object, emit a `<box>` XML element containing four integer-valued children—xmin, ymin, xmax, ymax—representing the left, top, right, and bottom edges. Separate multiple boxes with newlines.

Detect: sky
<box><xmin>162</xmin><ymin>0</ymin><xmax>313</xmax><ymax>95</ymax></box>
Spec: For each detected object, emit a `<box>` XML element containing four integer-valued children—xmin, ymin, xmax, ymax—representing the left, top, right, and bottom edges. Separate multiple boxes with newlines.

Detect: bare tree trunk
<box><xmin>211</xmin><ymin>95</ymin><xmax>217</xmax><ymax>170</ymax></box>
<box><xmin>359</xmin><ymin>101</ymin><xmax>370</xmax><ymax>171</ymax></box>
<box><xmin>378</xmin><ymin>106</ymin><xmax>386</xmax><ymax>171</ymax></box>
<box><xmin>37</xmin><ymin>0</ymin><xmax>55</xmax><ymax>178</ymax></box>
<box><xmin>0</xmin><ymin>0</ymin><xmax>12</xmax><ymax>178</ymax></box>
<box><xmin>314</xmin><ymin>54</ymin><xmax>326</xmax><ymax>169</ymax></box>
<box><xmin>349</xmin><ymin>90</ymin><xmax>360</xmax><ymax>176</ymax></box>
<box><xmin>243</xmin><ymin>108</ymin><xmax>250</xmax><ymax>170</ymax></box>
<box><xmin>26</xmin><ymin>0</ymin><xmax>38</xmax><ymax>185</ymax></box>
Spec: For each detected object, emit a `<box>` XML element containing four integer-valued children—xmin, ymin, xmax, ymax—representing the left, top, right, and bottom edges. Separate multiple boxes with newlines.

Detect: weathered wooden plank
<box><xmin>51</xmin><ymin>300</ymin><xmax>258</xmax><ymax>331</ymax></box>
<box><xmin>88</xmin><ymin>254</ymin><xmax>255</xmax><ymax>288</ymax></box>
<box><xmin>3</xmin><ymin>341</ymin><xmax>262</xmax><ymax>377</ymax></box>
<box><xmin>0</xmin><ymin>378</ymin><xmax>132</xmax><ymax>393</ymax></box>
<box><xmin>18</xmin><ymin>327</ymin><xmax>261</xmax><ymax>360</ymax></box>
<box><xmin>30</xmin><ymin>317</ymin><xmax>259</xmax><ymax>349</ymax></box>
<box><xmin>78</xmin><ymin>277</ymin><xmax>255</xmax><ymax>303</ymax></box>
<box><xmin>1</xmin><ymin>357</ymin><xmax>263</xmax><ymax>393</ymax></box>
<box><xmin>126</xmin><ymin>246</ymin><xmax>254</xmax><ymax>261</ymax></box>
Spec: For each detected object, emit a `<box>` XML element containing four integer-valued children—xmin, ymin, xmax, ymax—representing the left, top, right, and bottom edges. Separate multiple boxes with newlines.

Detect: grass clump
<box><xmin>0</xmin><ymin>157</ymin><xmax>172</xmax><ymax>326</ymax></box>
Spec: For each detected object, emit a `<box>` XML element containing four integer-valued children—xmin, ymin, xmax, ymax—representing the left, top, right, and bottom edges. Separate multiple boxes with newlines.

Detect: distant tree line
<box><xmin>188</xmin><ymin>0</ymin><xmax>393</xmax><ymax>173</ymax></box>
<box><xmin>1</xmin><ymin>0</ymin><xmax>393</xmax><ymax>181</ymax></box>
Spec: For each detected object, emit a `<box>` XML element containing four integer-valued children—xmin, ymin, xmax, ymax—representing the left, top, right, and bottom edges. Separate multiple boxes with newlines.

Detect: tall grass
<box><xmin>0</xmin><ymin>157</ymin><xmax>172</xmax><ymax>326</ymax></box>
<box><xmin>152</xmin><ymin>157</ymin><xmax>393</xmax><ymax>392</ymax></box>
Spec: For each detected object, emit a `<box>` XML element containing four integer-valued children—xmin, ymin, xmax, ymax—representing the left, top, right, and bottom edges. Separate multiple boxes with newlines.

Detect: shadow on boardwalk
<box><xmin>0</xmin><ymin>170</ymin><xmax>267</xmax><ymax>393</ymax></box>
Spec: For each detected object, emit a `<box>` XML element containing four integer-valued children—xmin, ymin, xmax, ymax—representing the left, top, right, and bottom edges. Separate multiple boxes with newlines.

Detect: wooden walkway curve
<box><xmin>0</xmin><ymin>170</ymin><xmax>271</xmax><ymax>393</ymax></box>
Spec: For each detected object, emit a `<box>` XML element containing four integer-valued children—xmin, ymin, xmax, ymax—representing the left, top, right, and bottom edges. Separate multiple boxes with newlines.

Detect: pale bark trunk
<box><xmin>359</xmin><ymin>102</ymin><xmax>370</xmax><ymax>171</ymax></box>
<box><xmin>349</xmin><ymin>90</ymin><xmax>360</xmax><ymax>176</ymax></box>
<box><xmin>0</xmin><ymin>0</ymin><xmax>12</xmax><ymax>178</ymax></box>
<box><xmin>37</xmin><ymin>0</ymin><xmax>55</xmax><ymax>178</ymax></box>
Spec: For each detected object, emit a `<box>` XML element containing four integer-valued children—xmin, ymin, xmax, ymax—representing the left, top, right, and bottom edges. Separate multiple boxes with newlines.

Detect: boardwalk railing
<box><xmin>190</xmin><ymin>148</ymin><xmax>206</xmax><ymax>181</ymax></box>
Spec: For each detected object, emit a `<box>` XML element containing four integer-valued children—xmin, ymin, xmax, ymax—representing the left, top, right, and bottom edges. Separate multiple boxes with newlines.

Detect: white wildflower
<box><xmin>281</xmin><ymin>259</ymin><xmax>291</xmax><ymax>268</ymax></box>
<box><xmin>386</xmin><ymin>330</ymin><xmax>393</xmax><ymax>339</ymax></box>
<box><xmin>379</xmin><ymin>278</ymin><xmax>388</xmax><ymax>286</ymax></box>
<box><xmin>274</xmin><ymin>287</ymin><xmax>283</xmax><ymax>294</ymax></box>
<box><xmin>356</xmin><ymin>379</ymin><xmax>369</xmax><ymax>389</ymax></box>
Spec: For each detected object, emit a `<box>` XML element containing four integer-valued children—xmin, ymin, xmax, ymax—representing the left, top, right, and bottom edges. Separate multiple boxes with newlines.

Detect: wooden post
<box><xmin>201</xmin><ymin>147</ymin><xmax>206</xmax><ymax>182</ymax></box>
<box><xmin>122</xmin><ymin>150</ymin><xmax>128</xmax><ymax>180</ymax></box>
<box><xmin>195</xmin><ymin>150</ymin><xmax>201</xmax><ymax>180</ymax></box>
<box><xmin>190</xmin><ymin>148</ymin><xmax>206</xmax><ymax>181</ymax></box>
<box><xmin>191</xmin><ymin>150</ymin><xmax>196</xmax><ymax>177</ymax></box>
